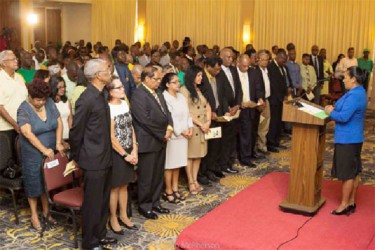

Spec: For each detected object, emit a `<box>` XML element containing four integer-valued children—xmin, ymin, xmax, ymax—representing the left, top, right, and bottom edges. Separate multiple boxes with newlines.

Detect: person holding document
<box><xmin>324</xmin><ymin>66</ymin><xmax>367</xmax><ymax>216</ymax></box>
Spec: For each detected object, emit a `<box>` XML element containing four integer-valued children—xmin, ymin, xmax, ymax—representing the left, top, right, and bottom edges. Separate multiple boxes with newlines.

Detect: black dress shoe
<box><xmin>223</xmin><ymin>167</ymin><xmax>239</xmax><ymax>174</ymax></box>
<box><xmin>331</xmin><ymin>206</ymin><xmax>351</xmax><ymax>216</ymax></box>
<box><xmin>118</xmin><ymin>219</ymin><xmax>138</xmax><ymax>231</ymax></box>
<box><xmin>349</xmin><ymin>203</ymin><xmax>356</xmax><ymax>213</ymax></box>
<box><xmin>214</xmin><ymin>171</ymin><xmax>225</xmax><ymax>178</ymax></box>
<box><xmin>152</xmin><ymin>205</ymin><xmax>170</xmax><ymax>214</ymax></box>
<box><xmin>267</xmin><ymin>147</ymin><xmax>279</xmax><ymax>153</ymax></box>
<box><xmin>109</xmin><ymin>223</ymin><xmax>125</xmax><ymax>235</ymax></box>
<box><xmin>99</xmin><ymin>237</ymin><xmax>117</xmax><ymax>245</ymax></box>
<box><xmin>197</xmin><ymin>174</ymin><xmax>209</xmax><ymax>185</ymax></box>
<box><xmin>138</xmin><ymin>208</ymin><xmax>158</xmax><ymax>219</ymax></box>
<box><xmin>251</xmin><ymin>152</ymin><xmax>266</xmax><ymax>160</ymax></box>
<box><xmin>276</xmin><ymin>144</ymin><xmax>287</xmax><ymax>150</ymax></box>
<box><xmin>248</xmin><ymin>163</ymin><xmax>257</xmax><ymax>168</ymax></box>
<box><xmin>206</xmin><ymin>171</ymin><xmax>219</xmax><ymax>182</ymax></box>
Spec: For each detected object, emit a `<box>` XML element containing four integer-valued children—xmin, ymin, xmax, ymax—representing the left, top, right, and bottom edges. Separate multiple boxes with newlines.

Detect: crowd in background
<box><xmin>0</xmin><ymin>36</ymin><xmax>372</xmax><ymax>249</ymax></box>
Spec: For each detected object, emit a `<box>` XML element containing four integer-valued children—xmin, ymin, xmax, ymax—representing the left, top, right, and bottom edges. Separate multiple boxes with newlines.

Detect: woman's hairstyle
<box><xmin>28</xmin><ymin>78</ymin><xmax>51</xmax><ymax>99</ymax></box>
<box><xmin>336</xmin><ymin>53</ymin><xmax>345</xmax><ymax>63</ymax></box>
<box><xmin>347</xmin><ymin>66</ymin><xmax>368</xmax><ymax>85</ymax></box>
<box><xmin>106</xmin><ymin>76</ymin><xmax>121</xmax><ymax>101</ymax></box>
<box><xmin>160</xmin><ymin>72</ymin><xmax>178</xmax><ymax>91</ymax></box>
<box><xmin>49</xmin><ymin>76</ymin><xmax>67</xmax><ymax>103</ymax></box>
<box><xmin>33</xmin><ymin>69</ymin><xmax>50</xmax><ymax>81</ymax></box>
<box><xmin>184</xmin><ymin>65</ymin><xmax>203</xmax><ymax>103</ymax></box>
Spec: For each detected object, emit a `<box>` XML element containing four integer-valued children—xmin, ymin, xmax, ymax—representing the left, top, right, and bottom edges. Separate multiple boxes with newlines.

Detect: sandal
<box><xmin>194</xmin><ymin>181</ymin><xmax>204</xmax><ymax>192</ymax></box>
<box><xmin>30</xmin><ymin>220</ymin><xmax>42</xmax><ymax>232</ymax></box>
<box><xmin>162</xmin><ymin>192</ymin><xmax>181</xmax><ymax>204</ymax></box>
<box><xmin>173</xmin><ymin>190</ymin><xmax>186</xmax><ymax>201</ymax></box>
<box><xmin>189</xmin><ymin>183</ymin><xmax>198</xmax><ymax>195</ymax></box>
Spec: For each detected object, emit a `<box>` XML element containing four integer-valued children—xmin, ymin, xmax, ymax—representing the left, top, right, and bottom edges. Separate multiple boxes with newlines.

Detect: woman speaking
<box><xmin>324</xmin><ymin>66</ymin><xmax>367</xmax><ymax>216</ymax></box>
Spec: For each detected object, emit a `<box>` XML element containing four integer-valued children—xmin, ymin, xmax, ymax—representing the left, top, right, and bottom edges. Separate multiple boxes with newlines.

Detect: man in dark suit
<box><xmin>198</xmin><ymin>56</ymin><xmax>228</xmax><ymax>182</ymax></box>
<box><xmin>131</xmin><ymin>66</ymin><xmax>173</xmax><ymax>220</ymax></box>
<box><xmin>267</xmin><ymin>49</ymin><xmax>290</xmax><ymax>152</ymax></box>
<box><xmin>310</xmin><ymin>45</ymin><xmax>324</xmax><ymax>104</ymax></box>
<box><xmin>70</xmin><ymin>59</ymin><xmax>117</xmax><ymax>249</ymax></box>
<box><xmin>234</xmin><ymin>54</ymin><xmax>265</xmax><ymax>167</ymax></box>
<box><xmin>216</xmin><ymin>47</ymin><xmax>243</xmax><ymax>173</ymax></box>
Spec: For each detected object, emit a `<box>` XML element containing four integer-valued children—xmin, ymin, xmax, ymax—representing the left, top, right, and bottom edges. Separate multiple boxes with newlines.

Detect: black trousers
<box><xmin>267</xmin><ymin>101</ymin><xmax>283</xmax><ymax>148</ymax></box>
<box><xmin>237</xmin><ymin>108</ymin><xmax>259</xmax><ymax>165</ymax></box>
<box><xmin>137</xmin><ymin>148</ymin><xmax>165</xmax><ymax>211</ymax></box>
<box><xmin>218</xmin><ymin>120</ymin><xmax>237</xmax><ymax>170</ymax></box>
<box><xmin>82</xmin><ymin>168</ymin><xmax>111</xmax><ymax>249</ymax></box>
<box><xmin>0</xmin><ymin>130</ymin><xmax>18</xmax><ymax>168</ymax></box>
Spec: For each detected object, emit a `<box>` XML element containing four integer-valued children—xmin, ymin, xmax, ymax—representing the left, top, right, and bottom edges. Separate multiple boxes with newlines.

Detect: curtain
<box><xmin>145</xmin><ymin>0</ymin><xmax>242</xmax><ymax>50</ymax></box>
<box><xmin>91</xmin><ymin>0</ymin><xmax>136</xmax><ymax>49</ymax></box>
<box><xmin>0</xmin><ymin>0</ymin><xmax>21</xmax><ymax>50</ymax></box>
<box><xmin>252</xmin><ymin>0</ymin><xmax>375</xmax><ymax>63</ymax></box>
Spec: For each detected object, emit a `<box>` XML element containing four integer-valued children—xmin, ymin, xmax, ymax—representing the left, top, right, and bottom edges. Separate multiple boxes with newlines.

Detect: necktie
<box><xmin>210</xmin><ymin>77</ymin><xmax>219</xmax><ymax>108</ymax></box>
<box><xmin>152</xmin><ymin>92</ymin><xmax>165</xmax><ymax>114</ymax></box>
<box><xmin>314</xmin><ymin>56</ymin><xmax>319</xmax><ymax>75</ymax></box>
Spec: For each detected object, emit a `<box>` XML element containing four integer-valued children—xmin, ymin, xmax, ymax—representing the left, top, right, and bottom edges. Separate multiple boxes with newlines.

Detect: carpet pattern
<box><xmin>0</xmin><ymin>110</ymin><xmax>374</xmax><ymax>250</ymax></box>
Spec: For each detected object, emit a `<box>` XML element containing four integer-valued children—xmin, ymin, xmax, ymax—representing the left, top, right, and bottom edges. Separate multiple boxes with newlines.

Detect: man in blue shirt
<box><xmin>286</xmin><ymin>49</ymin><xmax>302</xmax><ymax>97</ymax></box>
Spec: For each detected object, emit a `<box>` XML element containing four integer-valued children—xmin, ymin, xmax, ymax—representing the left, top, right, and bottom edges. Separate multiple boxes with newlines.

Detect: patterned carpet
<box><xmin>0</xmin><ymin>110</ymin><xmax>374</xmax><ymax>250</ymax></box>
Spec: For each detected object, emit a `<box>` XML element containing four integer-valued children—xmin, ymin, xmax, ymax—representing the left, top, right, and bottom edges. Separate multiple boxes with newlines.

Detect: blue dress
<box><xmin>17</xmin><ymin>98</ymin><xmax>60</xmax><ymax>198</ymax></box>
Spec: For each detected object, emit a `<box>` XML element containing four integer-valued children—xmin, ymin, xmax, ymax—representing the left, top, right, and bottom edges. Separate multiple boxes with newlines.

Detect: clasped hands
<box><xmin>324</xmin><ymin>105</ymin><xmax>334</xmax><ymax>115</ymax></box>
<box><xmin>124</xmin><ymin>150</ymin><xmax>138</xmax><ymax>165</ymax></box>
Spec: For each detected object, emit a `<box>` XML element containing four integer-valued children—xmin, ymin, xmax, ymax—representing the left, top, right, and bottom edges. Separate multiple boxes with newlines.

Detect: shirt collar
<box><xmin>142</xmin><ymin>82</ymin><xmax>156</xmax><ymax>94</ymax></box>
<box><xmin>204</xmin><ymin>68</ymin><xmax>213</xmax><ymax>80</ymax></box>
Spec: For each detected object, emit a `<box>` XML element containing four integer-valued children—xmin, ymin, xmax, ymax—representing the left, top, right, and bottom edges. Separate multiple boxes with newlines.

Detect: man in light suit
<box><xmin>131</xmin><ymin>66</ymin><xmax>173</xmax><ymax>220</ymax></box>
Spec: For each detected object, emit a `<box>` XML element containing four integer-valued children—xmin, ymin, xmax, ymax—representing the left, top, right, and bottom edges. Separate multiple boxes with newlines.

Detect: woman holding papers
<box><xmin>161</xmin><ymin>73</ymin><xmax>193</xmax><ymax>202</ymax></box>
<box><xmin>17</xmin><ymin>79</ymin><xmax>64</xmax><ymax>231</ymax></box>
<box><xmin>180</xmin><ymin>66</ymin><xmax>211</xmax><ymax>195</ymax></box>
<box><xmin>107</xmin><ymin>77</ymin><xmax>138</xmax><ymax>234</ymax></box>
<box><xmin>324</xmin><ymin>66</ymin><xmax>367</xmax><ymax>216</ymax></box>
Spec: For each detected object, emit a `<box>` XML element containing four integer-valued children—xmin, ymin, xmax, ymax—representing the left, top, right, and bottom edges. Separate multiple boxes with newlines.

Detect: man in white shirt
<box><xmin>256</xmin><ymin>50</ymin><xmax>272</xmax><ymax>153</ymax></box>
<box><xmin>335</xmin><ymin>47</ymin><xmax>358</xmax><ymax>79</ymax></box>
<box><xmin>0</xmin><ymin>50</ymin><xmax>28</xmax><ymax>164</ymax></box>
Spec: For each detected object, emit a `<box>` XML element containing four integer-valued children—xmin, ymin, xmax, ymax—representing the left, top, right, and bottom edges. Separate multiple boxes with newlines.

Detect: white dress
<box><xmin>163</xmin><ymin>91</ymin><xmax>193</xmax><ymax>169</ymax></box>
<box><xmin>55</xmin><ymin>100</ymin><xmax>70</xmax><ymax>139</ymax></box>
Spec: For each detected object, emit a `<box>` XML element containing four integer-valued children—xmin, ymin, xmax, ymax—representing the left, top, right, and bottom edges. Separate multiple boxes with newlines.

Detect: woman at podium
<box><xmin>324</xmin><ymin>66</ymin><xmax>368</xmax><ymax>216</ymax></box>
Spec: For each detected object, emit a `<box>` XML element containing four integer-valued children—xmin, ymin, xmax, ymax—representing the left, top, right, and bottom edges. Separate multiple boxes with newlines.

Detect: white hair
<box><xmin>84</xmin><ymin>59</ymin><xmax>106</xmax><ymax>81</ymax></box>
<box><xmin>0</xmin><ymin>50</ymin><xmax>14</xmax><ymax>65</ymax></box>
<box><xmin>131</xmin><ymin>64</ymin><xmax>143</xmax><ymax>75</ymax></box>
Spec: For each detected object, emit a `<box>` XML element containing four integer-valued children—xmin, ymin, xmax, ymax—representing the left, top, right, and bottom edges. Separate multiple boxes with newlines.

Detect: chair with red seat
<box><xmin>42</xmin><ymin>153</ymin><xmax>83</xmax><ymax>248</ymax></box>
<box><xmin>325</xmin><ymin>78</ymin><xmax>344</xmax><ymax>104</ymax></box>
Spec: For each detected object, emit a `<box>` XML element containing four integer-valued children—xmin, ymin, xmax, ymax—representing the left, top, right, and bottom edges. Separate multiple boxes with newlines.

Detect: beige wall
<box><xmin>61</xmin><ymin>3</ymin><xmax>91</xmax><ymax>45</ymax></box>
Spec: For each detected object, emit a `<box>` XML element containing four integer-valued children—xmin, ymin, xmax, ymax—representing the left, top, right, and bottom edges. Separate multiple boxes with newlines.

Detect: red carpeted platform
<box><xmin>175</xmin><ymin>172</ymin><xmax>375</xmax><ymax>250</ymax></box>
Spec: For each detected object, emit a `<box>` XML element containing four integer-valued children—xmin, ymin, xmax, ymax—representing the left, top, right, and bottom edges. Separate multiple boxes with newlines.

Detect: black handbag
<box><xmin>2</xmin><ymin>158</ymin><xmax>22</xmax><ymax>179</ymax></box>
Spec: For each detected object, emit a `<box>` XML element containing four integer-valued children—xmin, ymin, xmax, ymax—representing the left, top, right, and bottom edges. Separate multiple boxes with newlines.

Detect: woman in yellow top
<box><xmin>319</xmin><ymin>49</ymin><xmax>333</xmax><ymax>104</ymax></box>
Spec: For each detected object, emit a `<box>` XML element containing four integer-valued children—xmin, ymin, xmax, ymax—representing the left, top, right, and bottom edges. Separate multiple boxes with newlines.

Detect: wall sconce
<box><xmin>243</xmin><ymin>24</ymin><xmax>250</xmax><ymax>44</ymax></box>
<box><xmin>135</xmin><ymin>23</ymin><xmax>145</xmax><ymax>43</ymax></box>
<box><xmin>27</xmin><ymin>13</ymin><xmax>38</xmax><ymax>25</ymax></box>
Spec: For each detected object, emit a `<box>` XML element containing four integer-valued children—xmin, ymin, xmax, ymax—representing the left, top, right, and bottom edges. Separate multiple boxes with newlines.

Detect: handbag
<box><xmin>2</xmin><ymin>158</ymin><xmax>22</xmax><ymax>179</ymax></box>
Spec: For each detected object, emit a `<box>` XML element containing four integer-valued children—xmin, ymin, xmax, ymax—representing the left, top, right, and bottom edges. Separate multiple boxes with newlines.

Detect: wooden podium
<box><xmin>279</xmin><ymin>99</ymin><xmax>330</xmax><ymax>216</ymax></box>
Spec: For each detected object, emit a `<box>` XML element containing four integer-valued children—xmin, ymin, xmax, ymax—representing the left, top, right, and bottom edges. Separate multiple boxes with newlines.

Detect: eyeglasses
<box><xmin>4</xmin><ymin>58</ymin><xmax>18</xmax><ymax>62</ymax></box>
<box><xmin>112</xmin><ymin>86</ymin><xmax>124</xmax><ymax>90</ymax></box>
<box><xmin>98</xmin><ymin>65</ymin><xmax>111</xmax><ymax>74</ymax></box>
<box><xmin>57</xmin><ymin>86</ymin><xmax>66</xmax><ymax>89</ymax></box>
<box><xmin>152</xmin><ymin>77</ymin><xmax>162</xmax><ymax>81</ymax></box>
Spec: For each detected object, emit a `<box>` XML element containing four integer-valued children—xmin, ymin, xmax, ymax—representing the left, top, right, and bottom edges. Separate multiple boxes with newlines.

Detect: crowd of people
<box><xmin>0</xmin><ymin>36</ymin><xmax>371</xmax><ymax>249</ymax></box>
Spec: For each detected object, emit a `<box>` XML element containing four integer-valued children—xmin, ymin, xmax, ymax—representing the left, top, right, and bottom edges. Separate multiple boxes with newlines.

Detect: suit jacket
<box><xmin>216</xmin><ymin>66</ymin><xmax>243</xmax><ymax>110</ymax></box>
<box><xmin>254</xmin><ymin>66</ymin><xmax>266</xmax><ymax>100</ymax></box>
<box><xmin>131</xmin><ymin>84</ymin><xmax>173</xmax><ymax>153</ymax></box>
<box><xmin>309</xmin><ymin>55</ymin><xmax>324</xmax><ymax>81</ymax></box>
<box><xmin>267</xmin><ymin>60</ymin><xmax>288</xmax><ymax>105</ymax></box>
<box><xmin>198</xmin><ymin>70</ymin><xmax>226</xmax><ymax>116</ymax></box>
<box><xmin>115</xmin><ymin>63</ymin><xmax>136</xmax><ymax>100</ymax></box>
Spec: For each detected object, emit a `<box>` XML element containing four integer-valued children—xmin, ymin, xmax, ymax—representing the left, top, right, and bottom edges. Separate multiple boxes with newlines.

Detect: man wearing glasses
<box><xmin>0</xmin><ymin>50</ymin><xmax>27</xmax><ymax>165</ymax></box>
<box><xmin>131</xmin><ymin>66</ymin><xmax>173</xmax><ymax>220</ymax></box>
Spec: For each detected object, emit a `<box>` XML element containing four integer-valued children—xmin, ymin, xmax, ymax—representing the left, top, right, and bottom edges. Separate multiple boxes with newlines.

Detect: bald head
<box><xmin>220</xmin><ymin>48</ymin><xmax>234</xmax><ymax>67</ymax></box>
<box><xmin>131</xmin><ymin>64</ymin><xmax>143</xmax><ymax>85</ymax></box>
<box><xmin>237</xmin><ymin>54</ymin><xmax>250</xmax><ymax>73</ymax></box>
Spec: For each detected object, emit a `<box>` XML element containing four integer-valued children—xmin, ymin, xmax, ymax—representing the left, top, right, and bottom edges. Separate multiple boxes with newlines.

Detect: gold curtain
<box><xmin>145</xmin><ymin>0</ymin><xmax>242</xmax><ymax>50</ymax></box>
<box><xmin>91</xmin><ymin>0</ymin><xmax>136</xmax><ymax>49</ymax></box>
<box><xmin>252</xmin><ymin>0</ymin><xmax>375</xmax><ymax>63</ymax></box>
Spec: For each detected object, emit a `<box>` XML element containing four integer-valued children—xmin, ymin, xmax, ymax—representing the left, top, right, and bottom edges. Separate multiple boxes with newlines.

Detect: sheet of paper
<box><xmin>298</xmin><ymin>102</ymin><xmax>328</xmax><ymax>119</ymax></box>
<box><xmin>306</xmin><ymin>91</ymin><xmax>315</xmax><ymax>101</ymax></box>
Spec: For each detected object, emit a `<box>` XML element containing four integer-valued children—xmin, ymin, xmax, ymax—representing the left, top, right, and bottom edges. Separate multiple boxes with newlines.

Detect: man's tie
<box><xmin>152</xmin><ymin>92</ymin><xmax>165</xmax><ymax>114</ymax></box>
<box><xmin>314</xmin><ymin>56</ymin><xmax>319</xmax><ymax>76</ymax></box>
